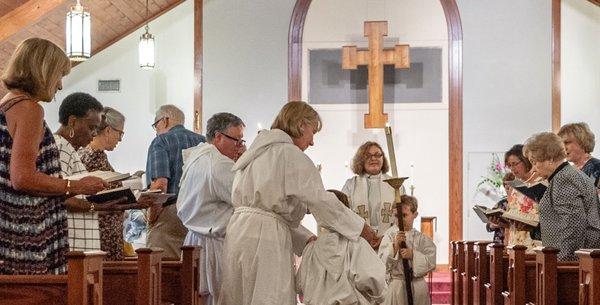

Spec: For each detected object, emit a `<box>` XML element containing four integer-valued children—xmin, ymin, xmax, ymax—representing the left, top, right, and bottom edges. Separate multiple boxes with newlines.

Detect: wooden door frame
<box><xmin>287</xmin><ymin>0</ymin><xmax>464</xmax><ymax>244</ymax></box>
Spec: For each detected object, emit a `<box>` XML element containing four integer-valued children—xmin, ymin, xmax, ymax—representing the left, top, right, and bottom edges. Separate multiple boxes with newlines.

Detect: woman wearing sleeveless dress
<box><xmin>0</xmin><ymin>38</ymin><xmax>106</xmax><ymax>275</ymax></box>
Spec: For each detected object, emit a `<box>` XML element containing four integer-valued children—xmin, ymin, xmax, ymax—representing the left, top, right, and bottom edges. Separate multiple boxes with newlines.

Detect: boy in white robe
<box><xmin>378</xmin><ymin>195</ymin><xmax>436</xmax><ymax>305</ymax></box>
<box><xmin>176</xmin><ymin>113</ymin><xmax>245</xmax><ymax>305</ymax></box>
<box><xmin>297</xmin><ymin>190</ymin><xmax>387</xmax><ymax>305</ymax></box>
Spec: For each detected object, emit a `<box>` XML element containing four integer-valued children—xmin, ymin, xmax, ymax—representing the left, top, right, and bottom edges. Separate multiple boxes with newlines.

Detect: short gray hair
<box><xmin>206</xmin><ymin>112</ymin><xmax>245</xmax><ymax>142</ymax></box>
<box><xmin>102</xmin><ymin>107</ymin><xmax>125</xmax><ymax>130</ymax></box>
<box><xmin>155</xmin><ymin>104</ymin><xmax>185</xmax><ymax>125</ymax></box>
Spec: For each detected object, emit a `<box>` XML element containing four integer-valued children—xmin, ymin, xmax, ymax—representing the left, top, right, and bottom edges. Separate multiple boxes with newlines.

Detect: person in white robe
<box><xmin>176</xmin><ymin>113</ymin><xmax>246</xmax><ymax>305</ymax></box>
<box><xmin>297</xmin><ymin>190</ymin><xmax>387</xmax><ymax>305</ymax></box>
<box><xmin>343</xmin><ymin>142</ymin><xmax>405</xmax><ymax>242</ymax></box>
<box><xmin>378</xmin><ymin>195</ymin><xmax>436</xmax><ymax>305</ymax></box>
<box><xmin>217</xmin><ymin>102</ymin><xmax>378</xmax><ymax>305</ymax></box>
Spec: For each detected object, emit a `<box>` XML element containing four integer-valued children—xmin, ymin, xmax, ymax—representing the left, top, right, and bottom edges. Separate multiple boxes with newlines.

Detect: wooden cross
<box><xmin>342</xmin><ymin>21</ymin><xmax>410</xmax><ymax>128</ymax></box>
<box><xmin>356</xmin><ymin>205</ymin><xmax>370</xmax><ymax>221</ymax></box>
<box><xmin>380</xmin><ymin>202</ymin><xmax>394</xmax><ymax>223</ymax></box>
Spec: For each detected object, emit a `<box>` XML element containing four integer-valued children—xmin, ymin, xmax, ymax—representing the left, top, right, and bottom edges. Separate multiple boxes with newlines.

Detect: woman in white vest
<box><xmin>342</xmin><ymin>141</ymin><xmax>404</xmax><ymax>243</ymax></box>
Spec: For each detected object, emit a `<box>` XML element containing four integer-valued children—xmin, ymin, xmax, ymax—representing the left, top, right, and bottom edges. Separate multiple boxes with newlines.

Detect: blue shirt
<box><xmin>146</xmin><ymin>125</ymin><xmax>206</xmax><ymax>195</ymax></box>
<box><xmin>582</xmin><ymin>157</ymin><xmax>600</xmax><ymax>187</ymax></box>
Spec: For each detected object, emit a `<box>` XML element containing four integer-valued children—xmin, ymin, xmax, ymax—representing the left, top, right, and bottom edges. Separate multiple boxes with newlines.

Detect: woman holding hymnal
<box><xmin>503</xmin><ymin>144</ymin><xmax>543</xmax><ymax>250</ymax></box>
<box><xmin>485</xmin><ymin>172</ymin><xmax>515</xmax><ymax>244</ymax></box>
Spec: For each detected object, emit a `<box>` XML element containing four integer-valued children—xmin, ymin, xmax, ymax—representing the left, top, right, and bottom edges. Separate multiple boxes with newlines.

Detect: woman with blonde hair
<box><xmin>342</xmin><ymin>141</ymin><xmax>402</xmax><ymax>245</ymax></box>
<box><xmin>558</xmin><ymin>122</ymin><xmax>600</xmax><ymax>185</ymax></box>
<box><xmin>218</xmin><ymin>101</ymin><xmax>377</xmax><ymax>305</ymax></box>
<box><xmin>524</xmin><ymin>132</ymin><xmax>600</xmax><ymax>260</ymax></box>
<box><xmin>0</xmin><ymin>38</ymin><xmax>105</xmax><ymax>274</ymax></box>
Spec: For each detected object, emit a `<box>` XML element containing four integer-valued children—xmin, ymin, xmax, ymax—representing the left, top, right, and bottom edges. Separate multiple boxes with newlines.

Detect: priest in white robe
<box><xmin>176</xmin><ymin>113</ymin><xmax>246</xmax><ymax>305</ymax></box>
<box><xmin>378</xmin><ymin>196</ymin><xmax>436</xmax><ymax>305</ymax></box>
<box><xmin>343</xmin><ymin>142</ymin><xmax>405</xmax><ymax>240</ymax></box>
<box><xmin>217</xmin><ymin>102</ymin><xmax>378</xmax><ymax>305</ymax></box>
<box><xmin>297</xmin><ymin>190</ymin><xmax>387</xmax><ymax>305</ymax></box>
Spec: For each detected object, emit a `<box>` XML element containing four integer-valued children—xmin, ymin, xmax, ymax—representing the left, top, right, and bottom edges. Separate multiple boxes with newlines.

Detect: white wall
<box><xmin>561</xmin><ymin>0</ymin><xmax>600</xmax><ymax>138</ymax></box>
<box><xmin>457</xmin><ymin>0</ymin><xmax>552</xmax><ymax>241</ymax></box>
<box><xmin>45</xmin><ymin>0</ymin><xmax>194</xmax><ymax>174</ymax></box>
<box><xmin>303</xmin><ymin>0</ymin><xmax>450</xmax><ymax>263</ymax></box>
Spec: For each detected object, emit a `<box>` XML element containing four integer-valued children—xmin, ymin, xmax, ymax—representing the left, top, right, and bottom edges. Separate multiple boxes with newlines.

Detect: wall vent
<box><xmin>98</xmin><ymin>79</ymin><xmax>120</xmax><ymax>92</ymax></box>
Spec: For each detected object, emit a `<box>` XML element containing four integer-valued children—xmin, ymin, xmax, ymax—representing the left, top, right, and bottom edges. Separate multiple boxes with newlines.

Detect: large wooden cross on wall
<box><xmin>342</xmin><ymin>21</ymin><xmax>411</xmax><ymax>129</ymax></box>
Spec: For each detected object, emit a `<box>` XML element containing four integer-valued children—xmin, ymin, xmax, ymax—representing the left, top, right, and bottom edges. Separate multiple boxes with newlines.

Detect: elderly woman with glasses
<box><xmin>524</xmin><ymin>132</ymin><xmax>600</xmax><ymax>260</ymax></box>
<box><xmin>502</xmin><ymin>144</ymin><xmax>543</xmax><ymax>249</ymax></box>
<box><xmin>342</xmin><ymin>141</ymin><xmax>404</xmax><ymax>247</ymax></box>
<box><xmin>79</xmin><ymin>107</ymin><xmax>128</xmax><ymax>260</ymax></box>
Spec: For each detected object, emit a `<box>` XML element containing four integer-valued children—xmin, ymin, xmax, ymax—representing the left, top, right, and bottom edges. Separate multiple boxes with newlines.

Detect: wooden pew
<box><xmin>0</xmin><ymin>251</ymin><xmax>105</xmax><ymax>305</ymax></box>
<box><xmin>472</xmin><ymin>241</ymin><xmax>493</xmax><ymax>305</ymax></box>
<box><xmin>485</xmin><ymin>243</ymin><xmax>506</xmax><ymax>305</ymax></box>
<box><xmin>103</xmin><ymin>246</ymin><xmax>201</xmax><ymax>305</ymax></box>
<box><xmin>462</xmin><ymin>241</ymin><xmax>476</xmax><ymax>305</ymax></box>
<box><xmin>576</xmin><ymin>249</ymin><xmax>600</xmax><ymax>305</ymax></box>
<box><xmin>103</xmin><ymin>247</ymin><xmax>163</xmax><ymax>305</ymax></box>
<box><xmin>501</xmin><ymin>245</ymin><xmax>536</xmax><ymax>305</ymax></box>
<box><xmin>452</xmin><ymin>241</ymin><xmax>465</xmax><ymax>305</ymax></box>
<box><xmin>529</xmin><ymin>247</ymin><xmax>578</xmax><ymax>305</ymax></box>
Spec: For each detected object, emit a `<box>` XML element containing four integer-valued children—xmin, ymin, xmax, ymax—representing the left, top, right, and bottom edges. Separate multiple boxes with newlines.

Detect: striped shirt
<box><xmin>145</xmin><ymin>125</ymin><xmax>205</xmax><ymax>195</ymax></box>
<box><xmin>54</xmin><ymin>135</ymin><xmax>101</xmax><ymax>252</ymax></box>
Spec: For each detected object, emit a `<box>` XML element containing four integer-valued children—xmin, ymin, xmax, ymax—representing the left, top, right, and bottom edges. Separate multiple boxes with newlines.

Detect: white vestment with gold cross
<box><xmin>342</xmin><ymin>173</ymin><xmax>404</xmax><ymax>236</ymax></box>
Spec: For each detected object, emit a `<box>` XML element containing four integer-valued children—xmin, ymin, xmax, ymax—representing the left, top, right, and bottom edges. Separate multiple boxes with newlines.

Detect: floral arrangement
<box><xmin>477</xmin><ymin>153</ymin><xmax>509</xmax><ymax>199</ymax></box>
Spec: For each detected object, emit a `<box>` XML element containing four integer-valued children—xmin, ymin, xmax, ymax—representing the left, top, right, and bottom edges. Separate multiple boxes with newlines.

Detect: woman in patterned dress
<box><xmin>0</xmin><ymin>38</ymin><xmax>105</xmax><ymax>275</ymax></box>
<box><xmin>79</xmin><ymin>107</ymin><xmax>128</xmax><ymax>260</ymax></box>
<box><xmin>503</xmin><ymin>144</ymin><xmax>543</xmax><ymax>249</ymax></box>
<box><xmin>524</xmin><ymin>132</ymin><xmax>600</xmax><ymax>260</ymax></box>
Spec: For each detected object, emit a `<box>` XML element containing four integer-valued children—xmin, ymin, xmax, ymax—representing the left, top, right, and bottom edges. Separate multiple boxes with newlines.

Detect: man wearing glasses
<box><xmin>146</xmin><ymin>104</ymin><xmax>206</xmax><ymax>259</ymax></box>
<box><xmin>176</xmin><ymin>112</ymin><xmax>245</xmax><ymax>305</ymax></box>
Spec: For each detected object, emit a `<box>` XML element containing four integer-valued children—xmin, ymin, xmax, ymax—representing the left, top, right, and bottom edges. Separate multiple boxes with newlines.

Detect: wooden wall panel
<box><xmin>552</xmin><ymin>0</ymin><xmax>561</xmax><ymax>132</ymax></box>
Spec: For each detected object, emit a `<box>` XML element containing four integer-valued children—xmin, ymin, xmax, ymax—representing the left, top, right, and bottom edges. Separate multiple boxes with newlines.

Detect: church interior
<box><xmin>0</xmin><ymin>0</ymin><xmax>599</xmax><ymax>304</ymax></box>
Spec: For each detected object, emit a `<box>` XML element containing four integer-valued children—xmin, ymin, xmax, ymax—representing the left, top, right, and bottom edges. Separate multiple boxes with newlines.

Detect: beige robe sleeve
<box><xmin>349</xmin><ymin>239</ymin><xmax>388</xmax><ymax>304</ymax></box>
<box><xmin>411</xmin><ymin>232</ymin><xmax>437</xmax><ymax>278</ymax></box>
<box><xmin>284</xmin><ymin>151</ymin><xmax>365</xmax><ymax>242</ymax></box>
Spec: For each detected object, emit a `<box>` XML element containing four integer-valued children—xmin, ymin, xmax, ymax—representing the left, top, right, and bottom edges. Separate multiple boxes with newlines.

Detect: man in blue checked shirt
<box><xmin>146</xmin><ymin>104</ymin><xmax>205</xmax><ymax>259</ymax></box>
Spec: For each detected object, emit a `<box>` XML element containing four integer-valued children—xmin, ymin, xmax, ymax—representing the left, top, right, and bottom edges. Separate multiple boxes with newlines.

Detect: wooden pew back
<box><xmin>531</xmin><ymin>247</ymin><xmax>578</xmax><ymax>305</ymax></box>
<box><xmin>463</xmin><ymin>241</ymin><xmax>476</xmax><ymax>305</ymax></box>
<box><xmin>103</xmin><ymin>248</ymin><xmax>163</xmax><ymax>305</ymax></box>
<box><xmin>472</xmin><ymin>241</ymin><xmax>493</xmax><ymax>305</ymax></box>
<box><xmin>501</xmin><ymin>245</ymin><xmax>536</xmax><ymax>305</ymax></box>
<box><xmin>485</xmin><ymin>243</ymin><xmax>506</xmax><ymax>305</ymax></box>
<box><xmin>453</xmin><ymin>241</ymin><xmax>466</xmax><ymax>305</ymax></box>
<box><xmin>104</xmin><ymin>246</ymin><xmax>201</xmax><ymax>305</ymax></box>
<box><xmin>576</xmin><ymin>249</ymin><xmax>600</xmax><ymax>305</ymax></box>
<box><xmin>0</xmin><ymin>251</ymin><xmax>105</xmax><ymax>305</ymax></box>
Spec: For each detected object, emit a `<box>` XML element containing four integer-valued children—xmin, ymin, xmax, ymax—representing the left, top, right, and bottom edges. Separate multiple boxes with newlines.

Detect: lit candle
<box><xmin>384</xmin><ymin>122</ymin><xmax>398</xmax><ymax>177</ymax></box>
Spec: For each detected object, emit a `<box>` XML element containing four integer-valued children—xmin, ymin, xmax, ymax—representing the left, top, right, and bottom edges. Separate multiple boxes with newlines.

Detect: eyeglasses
<box><xmin>152</xmin><ymin>117</ymin><xmax>168</xmax><ymax>130</ymax></box>
<box><xmin>219</xmin><ymin>132</ymin><xmax>246</xmax><ymax>146</ymax></box>
<box><xmin>506</xmin><ymin>160</ymin><xmax>522</xmax><ymax>168</ymax></box>
<box><xmin>110</xmin><ymin>126</ymin><xmax>124</xmax><ymax>139</ymax></box>
<box><xmin>366</xmin><ymin>153</ymin><xmax>384</xmax><ymax>159</ymax></box>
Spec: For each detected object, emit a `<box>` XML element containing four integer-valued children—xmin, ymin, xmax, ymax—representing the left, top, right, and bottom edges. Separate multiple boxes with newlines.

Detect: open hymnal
<box><xmin>87</xmin><ymin>187</ymin><xmax>174</xmax><ymax>205</ymax></box>
<box><xmin>506</xmin><ymin>180</ymin><xmax>548</xmax><ymax>203</ymax></box>
<box><xmin>472</xmin><ymin>205</ymin><xmax>505</xmax><ymax>224</ymax></box>
<box><xmin>501</xmin><ymin>208</ymin><xmax>539</xmax><ymax>227</ymax></box>
<box><xmin>65</xmin><ymin>170</ymin><xmax>134</xmax><ymax>184</ymax></box>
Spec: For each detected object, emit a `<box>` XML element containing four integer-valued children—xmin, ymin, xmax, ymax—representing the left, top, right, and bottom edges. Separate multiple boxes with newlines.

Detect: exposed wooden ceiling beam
<box><xmin>73</xmin><ymin>0</ymin><xmax>184</xmax><ymax>66</ymax></box>
<box><xmin>0</xmin><ymin>0</ymin><xmax>66</xmax><ymax>42</ymax></box>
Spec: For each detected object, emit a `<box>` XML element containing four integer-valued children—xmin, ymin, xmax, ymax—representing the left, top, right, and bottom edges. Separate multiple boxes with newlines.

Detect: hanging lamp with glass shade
<box><xmin>66</xmin><ymin>0</ymin><xmax>91</xmax><ymax>61</ymax></box>
<box><xmin>139</xmin><ymin>0</ymin><xmax>155</xmax><ymax>69</ymax></box>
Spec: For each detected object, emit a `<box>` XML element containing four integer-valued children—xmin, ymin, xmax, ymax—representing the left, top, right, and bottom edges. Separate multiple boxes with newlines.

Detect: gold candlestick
<box><xmin>384</xmin><ymin>124</ymin><xmax>398</xmax><ymax>178</ymax></box>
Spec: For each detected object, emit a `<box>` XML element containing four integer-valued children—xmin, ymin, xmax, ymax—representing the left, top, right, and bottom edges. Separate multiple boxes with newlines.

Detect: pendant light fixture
<box><xmin>66</xmin><ymin>0</ymin><xmax>91</xmax><ymax>61</ymax></box>
<box><xmin>139</xmin><ymin>0</ymin><xmax>155</xmax><ymax>69</ymax></box>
